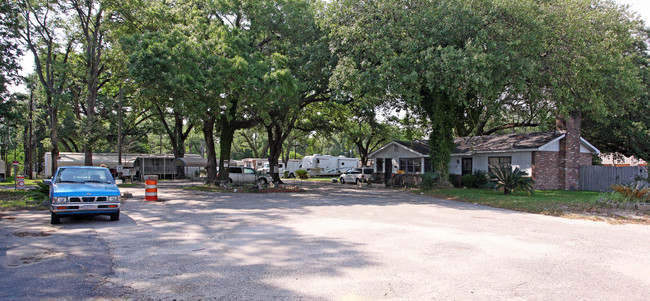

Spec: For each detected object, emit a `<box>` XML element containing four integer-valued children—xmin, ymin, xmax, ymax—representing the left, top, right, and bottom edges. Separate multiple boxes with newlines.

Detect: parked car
<box><xmin>45</xmin><ymin>166</ymin><xmax>121</xmax><ymax>225</ymax></box>
<box><xmin>339</xmin><ymin>168</ymin><xmax>374</xmax><ymax>184</ymax></box>
<box><xmin>220</xmin><ymin>166</ymin><xmax>273</xmax><ymax>184</ymax></box>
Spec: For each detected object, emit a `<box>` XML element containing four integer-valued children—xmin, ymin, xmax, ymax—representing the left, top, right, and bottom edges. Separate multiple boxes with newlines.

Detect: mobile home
<box><xmin>301</xmin><ymin>154</ymin><xmax>359</xmax><ymax>176</ymax></box>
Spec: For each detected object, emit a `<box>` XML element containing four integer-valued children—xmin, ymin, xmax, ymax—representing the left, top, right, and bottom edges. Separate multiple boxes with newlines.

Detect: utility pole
<box><xmin>118</xmin><ymin>87</ymin><xmax>123</xmax><ymax>166</ymax></box>
<box><xmin>27</xmin><ymin>91</ymin><xmax>34</xmax><ymax>179</ymax></box>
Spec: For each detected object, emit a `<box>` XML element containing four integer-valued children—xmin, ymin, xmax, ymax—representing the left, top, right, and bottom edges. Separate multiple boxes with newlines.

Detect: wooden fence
<box><xmin>579</xmin><ymin>165</ymin><xmax>649</xmax><ymax>192</ymax></box>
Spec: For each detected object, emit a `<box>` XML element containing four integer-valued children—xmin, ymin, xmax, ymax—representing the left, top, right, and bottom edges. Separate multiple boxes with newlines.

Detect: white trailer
<box><xmin>282</xmin><ymin>160</ymin><xmax>303</xmax><ymax>178</ymax></box>
<box><xmin>301</xmin><ymin>154</ymin><xmax>359</xmax><ymax>176</ymax></box>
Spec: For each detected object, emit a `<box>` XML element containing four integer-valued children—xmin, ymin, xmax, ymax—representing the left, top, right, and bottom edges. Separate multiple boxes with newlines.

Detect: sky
<box><xmin>7</xmin><ymin>0</ymin><xmax>650</xmax><ymax>95</ymax></box>
<box><xmin>617</xmin><ymin>0</ymin><xmax>650</xmax><ymax>23</ymax></box>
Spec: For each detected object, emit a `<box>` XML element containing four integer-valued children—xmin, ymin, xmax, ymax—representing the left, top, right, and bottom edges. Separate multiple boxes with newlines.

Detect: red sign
<box><xmin>12</xmin><ymin>161</ymin><xmax>19</xmax><ymax>166</ymax></box>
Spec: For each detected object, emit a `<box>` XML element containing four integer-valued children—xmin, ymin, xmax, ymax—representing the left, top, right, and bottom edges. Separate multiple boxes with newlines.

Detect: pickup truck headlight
<box><xmin>53</xmin><ymin>197</ymin><xmax>67</xmax><ymax>203</ymax></box>
<box><xmin>108</xmin><ymin>196</ymin><xmax>119</xmax><ymax>202</ymax></box>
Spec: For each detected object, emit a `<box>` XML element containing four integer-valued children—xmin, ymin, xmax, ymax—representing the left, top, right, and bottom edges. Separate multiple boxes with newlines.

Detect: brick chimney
<box><xmin>557</xmin><ymin>113</ymin><xmax>581</xmax><ymax>190</ymax></box>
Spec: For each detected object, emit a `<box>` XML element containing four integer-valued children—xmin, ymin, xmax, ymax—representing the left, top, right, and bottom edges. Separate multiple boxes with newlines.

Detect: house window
<box><xmin>488</xmin><ymin>156</ymin><xmax>512</xmax><ymax>173</ymax></box>
<box><xmin>376</xmin><ymin>158</ymin><xmax>383</xmax><ymax>172</ymax></box>
<box><xmin>399</xmin><ymin>158</ymin><xmax>422</xmax><ymax>173</ymax></box>
<box><xmin>424</xmin><ymin>158</ymin><xmax>434</xmax><ymax>173</ymax></box>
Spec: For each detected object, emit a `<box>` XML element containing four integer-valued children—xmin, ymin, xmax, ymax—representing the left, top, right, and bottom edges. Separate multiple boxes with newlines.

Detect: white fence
<box><xmin>579</xmin><ymin>166</ymin><xmax>649</xmax><ymax>192</ymax></box>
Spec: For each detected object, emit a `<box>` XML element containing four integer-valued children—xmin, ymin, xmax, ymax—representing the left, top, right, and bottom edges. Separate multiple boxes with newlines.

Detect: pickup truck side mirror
<box><xmin>43</xmin><ymin>179</ymin><xmax>52</xmax><ymax>186</ymax></box>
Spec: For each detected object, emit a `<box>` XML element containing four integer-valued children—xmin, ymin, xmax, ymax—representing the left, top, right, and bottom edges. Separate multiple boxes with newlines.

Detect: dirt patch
<box><xmin>12</xmin><ymin>231</ymin><xmax>54</xmax><ymax>237</ymax></box>
<box><xmin>562</xmin><ymin>208</ymin><xmax>650</xmax><ymax>225</ymax></box>
<box><xmin>0</xmin><ymin>191</ymin><xmax>26</xmax><ymax>201</ymax></box>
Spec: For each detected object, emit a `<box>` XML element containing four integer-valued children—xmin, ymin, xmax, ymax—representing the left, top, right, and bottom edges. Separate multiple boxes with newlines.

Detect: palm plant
<box><xmin>489</xmin><ymin>165</ymin><xmax>534</xmax><ymax>195</ymax></box>
<box><xmin>610</xmin><ymin>183</ymin><xmax>649</xmax><ymax>203</ymax></box>
<box><xmin>24</xmin><ymin>181</ymin><xmax>50</xmax><ymax>203</ymax></box>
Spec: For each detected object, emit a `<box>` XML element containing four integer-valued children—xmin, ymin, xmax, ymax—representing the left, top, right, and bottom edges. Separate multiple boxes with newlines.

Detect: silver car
<box><xmin>223</xmin><ymin>166</ymin><xmax>272</xmax><ymax>184</ymax></box>
<box><xmin>339</xmin><ymin>168</ymin><xmax>374</xmax><ymax>184</ymax></box>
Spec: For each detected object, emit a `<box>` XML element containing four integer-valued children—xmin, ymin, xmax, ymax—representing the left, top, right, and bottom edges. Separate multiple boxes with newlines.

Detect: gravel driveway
<box><xmin>2</xmin><ymin>180</ymin><xmax>650</xmax><ymax>300</ymax></box>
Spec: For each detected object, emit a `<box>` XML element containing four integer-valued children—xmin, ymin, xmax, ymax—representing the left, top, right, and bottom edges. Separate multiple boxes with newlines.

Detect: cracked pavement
<box><xmin>1</xmin><ymin>180</ymin><xmax>650</xmax><ymax>300</ymax></box>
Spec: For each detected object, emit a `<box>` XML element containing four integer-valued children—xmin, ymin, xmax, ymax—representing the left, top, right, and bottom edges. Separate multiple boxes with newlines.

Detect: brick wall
<box><xmin>564</xmin><ymin>114</ymin><xmax>581</xmax><ymax>190</ymax></box>
<box><xmin>558</xmin><ymin>138</ymin><xmax>566</xmax><ymax>188</ymax></box>
<box><xmin>532</xmin><ymin>151</ymin><xmax>561</xmax><ymax>190</ymax></box>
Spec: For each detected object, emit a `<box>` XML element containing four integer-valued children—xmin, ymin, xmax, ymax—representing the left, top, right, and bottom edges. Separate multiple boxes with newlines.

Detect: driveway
<box><xmin>2</xmin><ymin>180</ymin><xmax>650</xmax><ymax>300</ymax></box>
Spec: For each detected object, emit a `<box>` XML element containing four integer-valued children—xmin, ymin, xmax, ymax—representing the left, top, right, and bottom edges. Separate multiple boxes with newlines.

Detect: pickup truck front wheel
<box><xmin>110</xmin><ymin>211</ymin><xmax>120</xmax><ymax>221</ymax></box>
<box><xmin>50</xmin><ymin>212</ymin><xmax>60</xmax><ymax>224</ymax></box>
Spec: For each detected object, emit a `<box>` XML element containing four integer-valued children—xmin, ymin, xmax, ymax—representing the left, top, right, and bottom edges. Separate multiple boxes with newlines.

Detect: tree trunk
<box><xmin>50</xmin><ymin>106</ymin><xmax>59</xmax><ymax>176</ymax></box>
<box><xmin>217</xmin><ymin>98</ymin><xmax>239</xmax><ymax>182</ymax></box>
<box><xmin>173</xmin><ymin>112</ymin><xmax>186</xmax><ymax>177</ymax></box>
<box><xmin>217</xmin><ymin>121</ymin><xmax>235</xmax><ymax>182</ymax></box>
<box><xmin>266</xmin><ymin>122</ymin><xmax>292</xmax><ymax>183</ymax></box>
<box><xmin>25</xmin><ymin>92</ymin><xmax>34</xmax><ymax>178</ymax></box>
<box><xmin>355</xmin><ymin>140</ymin><xmax>369</xmax><ymax>166</ymax></box>
<box><xmin>202</xmin><ymin>115</ymin><xmax>217</xmax><ymax>184</ymax></box>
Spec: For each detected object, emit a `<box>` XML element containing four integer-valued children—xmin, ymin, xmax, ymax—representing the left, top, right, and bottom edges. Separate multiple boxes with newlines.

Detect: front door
<box><xmin>462</xmin><ymin>158</ymin><xmax>473</xmax><ymax>176</ymax></box>
<box><xmin>384</xmin><ymin>158</ymin><xmax>393</xmax><ymax>183</ymax></box>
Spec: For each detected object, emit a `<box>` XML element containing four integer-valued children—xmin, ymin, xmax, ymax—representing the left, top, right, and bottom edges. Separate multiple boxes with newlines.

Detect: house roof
<box><xmin>394</xmin><ymin>140</ymin><xmax>430</xmax><ymax>156</ymax></box>
<box><xmin>369</xmin><ymin>131</ymin><xmax>599</xmax><ymax>158</ymax></box>
<box><xmin>453</xmin><ymin>132</ymin><xmax>564</xmax><ymax>154</ymax></box>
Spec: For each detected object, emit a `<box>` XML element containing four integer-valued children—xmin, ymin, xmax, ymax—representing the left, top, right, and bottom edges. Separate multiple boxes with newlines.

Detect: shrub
<box><xmin>283</xmin><ymin>170</ymin><xmax>290</xmax><ymax>178</ymax></box>
<box><xmin>448</xmin><ymin>174</ymin><xmax>462</xmax><ymax>187</ymax></box>
<box><xmin>610</xmin><ymin>182</ymin><xmax>649</xmax><ymax>203</ymax></box>
<box><xmin>472</xmin><ymin>170</ymin><xmax>489</xmax><ymax>188</ymax></box>
<box><xmin>461</xmin><ymin>174</ymin><xmax>475</xmax><ymax>188</ymax></box>
<box><xmin>461</xmin><ymin>170</ymin><xmax>489</xmax><ymax>188</ymax></box>
<box><xmin>598</xmin><ymin>191</ymin><xmax>634</xmax><ymax>204</ymax></box>
<box><xmin>295</xmin><ymin>169</ymin><xmax>310</xmax><ymax>179</ymax></box>
<box><xmin>420</xmin><ymin>173</ymin><xmax>439</xmax><ymax>190</ymax></box>
<box><xmin>24</xmin><ymin>181</ymin><xmax>50</xmax><ymax>203</ymax></box>
<box><xmin>489</xmin><ymin>165</ymin><xmax>534</xmax><ymax>195</ymax></box>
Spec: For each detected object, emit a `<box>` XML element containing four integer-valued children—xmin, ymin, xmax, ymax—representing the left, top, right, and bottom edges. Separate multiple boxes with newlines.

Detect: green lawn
<box><xmin>0</xmin><ymin>176</ymin><xmax>42</xmax><ymax>187</ymax></box>
<box><xmin>0</xmin><ymin>190</ymin><xmax>47</xmax><ymax>210</ymax></box>
<box><xmin>423</xmin><ymin>188</ymin><xmax>601</xmax><ymax>216</ymax></box>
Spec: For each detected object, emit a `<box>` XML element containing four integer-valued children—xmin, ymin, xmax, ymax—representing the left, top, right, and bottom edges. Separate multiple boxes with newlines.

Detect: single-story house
<box><xmin>369</xmin><ymin>131</ymin><xmax>600</xmax><ymax>190</ymax></box>
<box><xmin>600</xmin><ymin>153</ymin><xmax>647</xmax><ymax>167</ymax></box>
<box><xmin>241</xmin><ymin>158</ymin><xmax>268</xmax><ymax>170</ymax></box>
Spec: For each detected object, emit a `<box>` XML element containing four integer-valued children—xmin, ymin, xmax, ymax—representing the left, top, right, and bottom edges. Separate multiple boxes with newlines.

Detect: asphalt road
<box><xmin>2</xmin><ymin>180</ymin><xmax>650</xmax><ymax>300</ymax></box>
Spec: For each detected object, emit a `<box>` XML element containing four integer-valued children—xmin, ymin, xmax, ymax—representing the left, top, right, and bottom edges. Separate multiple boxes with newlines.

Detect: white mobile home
<box><xmin>44</xmin><ymin>152</ymin><xmax>208</xmax><ymax>179</ymax></box>
<box><xmin>301</xmin><ymin>154</ymin><xmax>359</xmax><ymax>176</ymax></box>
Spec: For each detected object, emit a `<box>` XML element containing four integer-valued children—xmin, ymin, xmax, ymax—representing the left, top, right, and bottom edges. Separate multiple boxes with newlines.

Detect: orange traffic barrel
<box><xmin>144</xmin><ymin>175</ymin><xmax>158</xmax><ymax>201</ymax></box>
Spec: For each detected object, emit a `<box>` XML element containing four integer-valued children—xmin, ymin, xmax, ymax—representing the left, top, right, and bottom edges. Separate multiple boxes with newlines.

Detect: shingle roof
<box><xmin>394</xmin><ymin>140</ymin><xmax>430</xmax><ymax>155</ymax></box>
<box><xmin>453</xmin><ymin>132</ymin><xmax>563</xmax><ymax>154</ymax></box>
<box><xmin>389</xmin><ymin>132</ymin><xmax>565</xmax><ymax>155</ymax></box>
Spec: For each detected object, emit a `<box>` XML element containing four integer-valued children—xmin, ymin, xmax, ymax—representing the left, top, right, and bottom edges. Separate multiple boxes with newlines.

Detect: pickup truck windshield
<box><xmin>55</xmin><ymin>168</ymin><xmax>114</xmax><ymax>184</ymax></box>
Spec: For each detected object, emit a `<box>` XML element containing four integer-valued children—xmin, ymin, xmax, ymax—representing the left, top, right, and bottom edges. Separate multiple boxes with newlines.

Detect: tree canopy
<box><xmin>5</xmin><ymin>0</ymin><xmax>649</xmax><ymax>180</ymax></box>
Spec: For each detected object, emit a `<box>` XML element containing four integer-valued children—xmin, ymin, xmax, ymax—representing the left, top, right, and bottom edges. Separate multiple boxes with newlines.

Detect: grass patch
<box><xmin>423</xmin><ymin>188</ymin><xmax>601</xmax><ymax>216</ymax></box>
<box><xmin>0</xmin><ymin>190</ymin><xmax>48</xmax><ymax>210</ymax></box>
<box><xmin>0</xmin><ymin>176</ymin><xmax>41</xmax><ymax>187</ymax></box>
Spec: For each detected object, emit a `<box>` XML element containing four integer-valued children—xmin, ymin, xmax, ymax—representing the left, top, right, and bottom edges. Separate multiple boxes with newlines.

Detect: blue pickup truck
<box><xmin>45</xmin><ymin>166</ymin><xmax>121</xmax><ymax>224</ymax></box>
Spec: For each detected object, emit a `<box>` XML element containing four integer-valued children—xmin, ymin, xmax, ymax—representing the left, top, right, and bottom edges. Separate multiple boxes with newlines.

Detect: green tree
<box><xmin>327</xmin><ymin>0</ymin><xmax>647</xmax><ymax>180</ymax></box>
<box><xmin>0</xmin><ymin>1</ymin><xmax>22</xmax><ymax>101</ymax></box>
<box><xmin>66</xmin><ymin>0</ymin><xmax>109</xmax><ymax>166</ymax></box>
<box><xmin>17</xmin><ymin>0</ymin><xmax>75</xmax><ymax>175</ymax></box>
<box><xmin>581</xmin><ymin>24</ymin><xmax>650</xmax><ymax>161</ymax></box>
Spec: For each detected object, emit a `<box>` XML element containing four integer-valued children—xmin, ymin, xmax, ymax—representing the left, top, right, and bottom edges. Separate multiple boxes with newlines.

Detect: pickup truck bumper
<box><xmin>51</xmin><ymin>203</ymin><xmax>120</xmax><ymax>215</ymax></box>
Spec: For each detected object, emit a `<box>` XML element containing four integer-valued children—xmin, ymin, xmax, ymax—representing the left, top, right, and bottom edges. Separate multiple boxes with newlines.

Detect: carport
<box><xmin>172</xmin><ymin>156</ymin><xmax>208</xmax><ymax>179</ymax></box>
